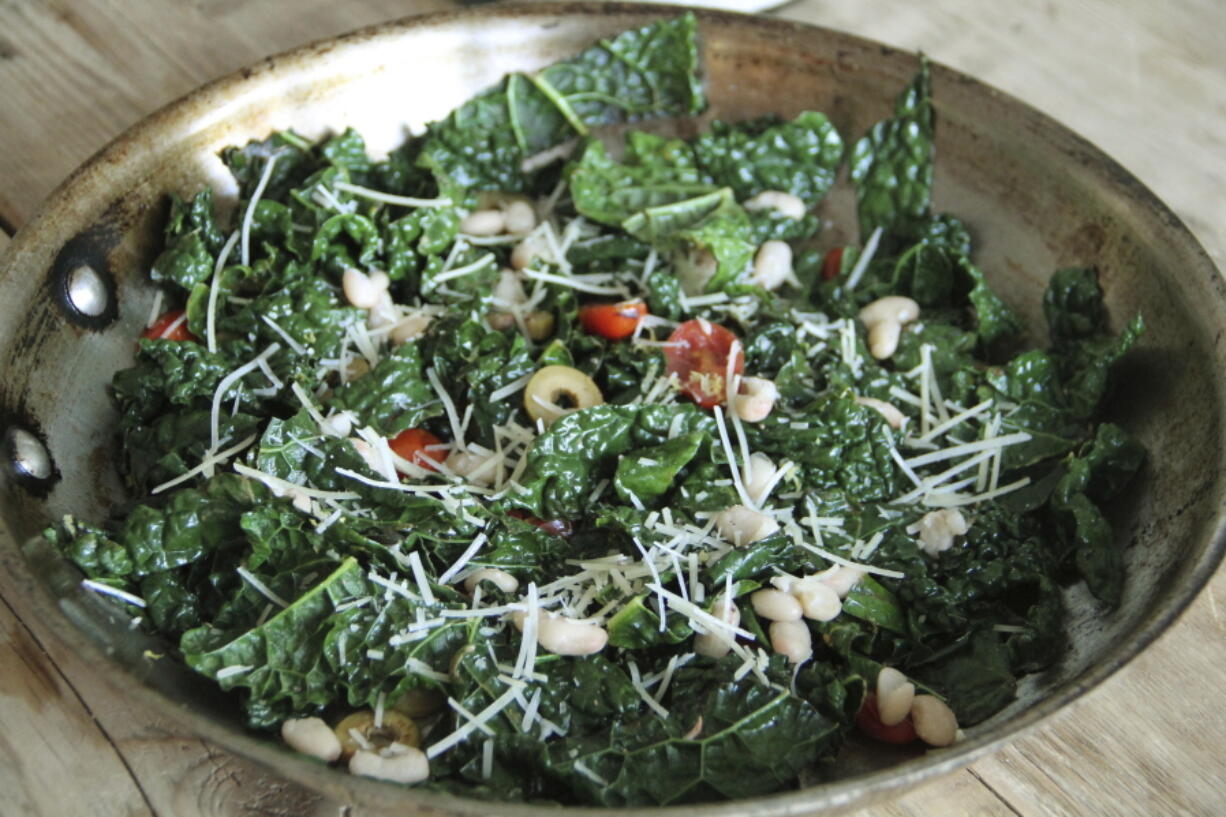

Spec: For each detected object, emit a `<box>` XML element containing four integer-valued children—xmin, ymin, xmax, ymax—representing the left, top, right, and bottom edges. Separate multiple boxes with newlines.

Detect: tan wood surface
<box><xmin>1</xmin><ymin>1</ymin><xmax>1223</xmax><ymax>815</ymax></box>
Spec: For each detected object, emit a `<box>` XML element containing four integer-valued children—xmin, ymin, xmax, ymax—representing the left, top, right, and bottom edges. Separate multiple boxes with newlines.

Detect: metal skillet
<box><xmin>1</xmin><ymin>3</ymin><xmax>1224</xmax><ymax>814</ymax></box>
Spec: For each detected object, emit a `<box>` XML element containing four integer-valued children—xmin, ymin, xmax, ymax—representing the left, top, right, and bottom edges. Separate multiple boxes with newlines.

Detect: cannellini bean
<box><xmin>859</xmin><ymin>295</ymin><xmax>920</xmax><ymax>360</ymax></box>
<box><xmin>502</xmin><ymin>200</ymin><xmax>537</xmax><ymax>234</ymax></box>
<box><xmin>335</xmin><ymin>710</ymin><xmax>420</xmax><ymax>758</ymax></box>
<box><xmin>750</xmin><ymin>240</ymin><xmax>795</xmax><ymax>290</ymax></box>
<box><xmin>713</xmin><ymin>504</ymin><xmax>781</xmax><ymax>546</ymax></box>
<box><xmin>676</xmin><ymin>247</ymin><xmax>717</xmax><ymax>296</ymax></box>
<box><xmin>367</xmin><ymin>290</ymin><xmax>398</xmax><ymax>329</ymax></box>
<box><xmin>492</xmin><ymin>268</ymin><xmax>527</xmax><ymax>307</ymax></box>
<box><xmin>907</xmin><ymin>508</ymin><xmax>970</xmax><ymax>556</ymax></box>
<box><xmin>794</xmin><ymin>580</ymin><xmax>842</xmax><ymax>621</ymax></box>
<box><xmin>855</xmin><ymin>396</ymin><xmax>906</xmax><ymax>429</ymax></box>
<box><xmin>751</xmin><ymin>588</ymin><xmax>803</xmax><ymax>622</ymax></box>
<box><xmin>463</xmin><ymin>567</ymin><xmax>520</xmax><ymax>595</ymax></box>
<box><xmin>349</xmin><ymin>438</ymin><xmax>384</xmax><ymax>474</ymax></box>
<box><xmin>523</xmin><ymin>365</ymin><xmax>604</xmax><ymax>425</ymax></box>
<box><xmin>511</xmin><ymin>235</ymin><xmax>545</xmax><ymax>270</ymax></box>
<box><xmin>390</xmin><ymin>313</ymin><xmax>433</xmax><ymax>345</ymax></box>
<box><xmin>817</xmin><ymin>565</ymin><xmax>864</xmax><ymax>598</ymax></box>
<box><xmin>320</xmin><ymin>411</ymin><xmax>355</xmax><ymax>438</ymax></box>
<box><xmin>743</xmin><ymin>452</ymin><xmax>778</xmax><ymax>505</ymax></box>
<box><xmin>512</xmin><ymin>610</ymin><xmax>608</xmax><ymax>656</ymax></box>
<box><xmin>342</xmin><ymin>268</ymin><xmax>390</xmax><ymax>310</ymax></box>
<box><xmin>910</xmin><ymin>695</ymin><xmax>959</xmax><ymax>747</ymax></box>
<box><xmin>459</xmin><ymin>209</ymin><xmax>506</xmax><ymax>236</ymax></box>
<box><xmin>693</xmin><ymin>595</ymin><xmax>740</xmax><ymax>658</ymax></box>
<box><xmin>769</xmin><ymin>619</ymin><xmax>813</xmax><ymax>664</ymax></box>
<box><xmin>732</xmin><ymin>376</ymin><xmax>779</xmax><ymax>423</ymax></box>
<box><xmin>349</xmin><ymin>746</ymin><xmax>430</xmax><ymax>785</ymax></box>
<box><xmin>742</xmin><ymin>190</ymin><xmax>806</xmax><ymax>220</ymax></box>
<box><xmin>445</xmin><ymin>449</ymin><xmax>499</xmax><ymax>487</ymax></box>
<box><xmin>281</xmin><ymin>717</ymin><xmax>342</xmax><ymax>762</ymax></box>
<box><xmin>876</xmin><ymin>667</ymin><xmax>916</xmax><ymax>726</ymax></box>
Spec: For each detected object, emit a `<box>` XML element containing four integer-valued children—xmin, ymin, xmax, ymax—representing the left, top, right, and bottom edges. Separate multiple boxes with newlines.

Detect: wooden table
<box><xmin>2</xmin><ymin>2</ymin><xmax>1223</xmax><ymax>815</ymax></box>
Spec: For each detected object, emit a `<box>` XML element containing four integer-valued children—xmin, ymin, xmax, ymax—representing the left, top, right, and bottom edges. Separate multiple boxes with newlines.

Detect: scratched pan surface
<box><xmin>1</xmin><ymin>3</ymin><xmax>1223</xmax><ymax>814</ymax></box>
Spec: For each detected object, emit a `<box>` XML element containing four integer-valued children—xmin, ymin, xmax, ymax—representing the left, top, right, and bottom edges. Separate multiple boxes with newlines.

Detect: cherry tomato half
<box><xmin>855</xmin><ymin>694</ymin><xmax>918</xmax><ymax>745</ymax></box>
<box><xmin>821</xmin><ymin>246</ymin><xmax>845</xmax><ymax>281</ymax></box>
<box><xmin>663</xmin><ymin>319</ymin><xmax>745</xmax><ymax>409</ymax></box>
<box><xmin>141</xmin><ymin>309</ymin><xmax>197</xmax><ymax>342</ymax></box>
<box><xmin>579</xmin><ymin>300</ymin><xmax>648</xmax><ymax>340</ymax></box>
<box><xmin>508</xmin><ymin>509</ymin><xmax>573</xmax><ymax>538</ymax></box>
<box><xmin>389</xmin><ymin>428</ymin><xmax>446</xmax><ymax>472</ymax></box>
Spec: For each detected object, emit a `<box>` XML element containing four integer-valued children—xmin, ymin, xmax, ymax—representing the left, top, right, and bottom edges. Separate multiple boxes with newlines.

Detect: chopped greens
<box><xmin>48</xmin><ymin>15</ymin><xmax>1144</xmax><ymax>805</ymax></box>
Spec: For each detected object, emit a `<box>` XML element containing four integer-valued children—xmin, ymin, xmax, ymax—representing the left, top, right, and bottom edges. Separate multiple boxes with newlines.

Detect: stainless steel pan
<box><xmin>2</xmin><ymin>4</ymin><xmax>1224</xmax><ymax>814</ymax></box>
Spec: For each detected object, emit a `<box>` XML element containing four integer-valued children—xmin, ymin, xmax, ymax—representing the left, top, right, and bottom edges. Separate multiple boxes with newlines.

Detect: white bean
<box><xmin>750</xmin><ymin>240</ymin><xmax>795</xmax><ymax>290</ymax></box>
<box><xmin>794</xmin><ymin>581</ymin><xmax>842</xmax><ymax>621</ymax></box>
<box><xmin>390</xmin><ymin>313</ymin><xmax>433</xmax><ymax>346</ymax></box>
<box><xmin>463</xmin><ymin>567</ymin><xmax>519</xmax><ymax>595</ymax></box>
<box><xmin>769</xmin><ymin>619</ymin><xmax>812</xmax><ymax>664</ymax></box>
<box><xmin>743</xmin><ymin>452</ymin><xmax>778</xmax><ymax>505</ymax></box>
<box><xmin>444</xmin><ymin>449</ymin><xmax>499</xmax><ymax>487</ymax></box>
<box><xmin>342</xmin><ymin>268</ymin><xmax>389</xmax><ymax>310</ymax></box>
<box><xmin>732</xmin><ymin>376</ymin><xmax>779</xmax><ymax>423</ymax></box>
<box><xmin>349</xmin><ymin>745</ymin><xmax>430</xmax><ymax>784</ymax></box>
<box><xmin>675</xmin><ymin>247</ymin><xmax>717</xmax><ymax>296</ymax></box>
<box><xmin>349</xmin><ymin>438</ymin><xmax>383</xmax><ymax>474</ymax></box>
<box><xmin>859</xmin><ymin>295</ymin><xmax>921</xmax><ymax>327</ymax></box>
<box><xmin>366</xmin><ymin>290</ymin><xmax>398</xmax><ymax>329</ymax></box>
<box><xmin>910</xmin><ymin>695</ymin><xmax>959</xmax><ymax>747</ymax></box>
<box><xmin>876</xmin><ymin>667</ymin><xmax>916</xmax><ymax>726</ymax></box>
<box><xmin>492</xmin><ymin>268</ymin><xmax>527</xmax><ymax>307</ymax></box>
<box><xmin>907</xmin><ymin>508</ymin><xmax>970</xmax><ymax>556</ymax></box>
<box><xmin>751</xmin><ymin>588</ymin><xmax>803</xmax><ymax>622</ymax></box>
<box><xmin>512</xmin><ymin>611</ymin><xmax>608</xmax><ymax>656</ymax></box>
<box><xmin>320</xmin><ymin>411</ymin><xmax>355</xmax><ymax>438</ymax></box>
<box><xmin>502</xmin><ymin>200</ymin><xmax>537</xmax><ymax>234</ymax></box>
<box><xmin>855</xmin><ymin>396</ymin><xmax>906</xmax><ymax>429</ymax></box>
<box><xmin>459</xmin><ymin>209</ymin><xmax>506</xmax><ymax>236</ymax></box>
<box><xmin>281</xmin><ymin>717</ymin><xmax>342</xmax><ymax>762</ymax></box>
<box><xmin>713</xmin><ymin>504</ymin><xmax>781</xmax><ymax>546</ymax></box>
<box><xmin>859</xmin><ymin>295</ymin><xmax>920</xmax><ymax>360</ymax></box>
<box><xmin>693</xmin><ymin>596</ymin><xmax>740</xmax><ymax>658</ymax></box>
<box><xmin>867</xmin><ymin>319</ymin><xmax>903</xmax><ymax>360</ymax></box>
<box><xmin>511</xmin><ymin>236</ymin><xmax>544</xmax><ymax>271</ymax></box>
<box><xmin>818</xmin><ymin>565</ymin><xmax>864</xmax><ymax>598</ymax></box>
<box><xmin>742</xmin><ymin>190</ymin><xmax>806</xmax><ymax>220</ymax></box>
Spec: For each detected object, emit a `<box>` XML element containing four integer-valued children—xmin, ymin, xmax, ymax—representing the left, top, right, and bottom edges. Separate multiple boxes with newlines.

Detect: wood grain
<box><xmin>0</xmin><ymin>1</ymin><xmax>1223</xmax><ymax>816</ymax></box>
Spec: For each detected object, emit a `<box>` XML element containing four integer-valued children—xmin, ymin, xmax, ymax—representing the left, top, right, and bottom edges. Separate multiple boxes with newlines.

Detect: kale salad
<box><xmin>47</xmin><ymin>14</ymin><xmax>1146</xmax><ymax>805</ymax></box>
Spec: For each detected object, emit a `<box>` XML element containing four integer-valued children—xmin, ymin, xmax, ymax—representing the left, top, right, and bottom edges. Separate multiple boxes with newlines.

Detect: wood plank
<box><xmin>780</xmin><ymin>0</ymin><xmax>1226</xmax><ymax>266</ymax></box>
<box><xmin>0</xmin><ymin>567</ymin><xmax>346</xmax><ymax>817</ymax></box>
<box><xmin>0</xmin><ymin>592</ymin><xmax>152</xmax><ymax>817</ymax></box>
<box><xmin>0</xmin><ymin>0</ymin><xmax>456</xmax><ymax>232</ymax></box>
<box><xmin>969</xmin><ymin>568</ymin><xmax>1226</xmax><ymax>816</ymax></box>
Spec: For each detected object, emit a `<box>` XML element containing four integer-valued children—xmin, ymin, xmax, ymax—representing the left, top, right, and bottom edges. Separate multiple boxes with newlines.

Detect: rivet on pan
<box><xmin>66</xmin><ymin>264</ymin><xmax>110</xmax><ymax>317</ymax></box>
<box><xmin>8</xmin><ymin>427</ymin><xmax>53</xmax><ymax>481</ymax></box>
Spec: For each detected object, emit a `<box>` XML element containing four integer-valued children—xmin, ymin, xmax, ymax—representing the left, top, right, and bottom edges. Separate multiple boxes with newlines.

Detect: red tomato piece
<box><xmin>579</xmin><ymin>300</ymin><xmax>648</xmax><ymax>340</ymax></box>
<box><xmin>141</xmin><ymin>309</ymin><xmax>197</xmax><ymax>342</ymax></box>
<box><xmin>663</xmin><ymin>319</ymin><xmax>745</xmax><ymax>409</ymax></box>
<box><xmin>389</xmin><ymin>428</ymin><xmax>446</xmax><ymax>472</ymax></box>
<box><xmin>855</xmin><ymin>694</ymin><xmax>919</xmax><ymax>745</ymax></box>
<box><xmin>821</xmin><ymin>246</ymin><xmax>845</xmax><ymax>281</ymax></box>
<box><xmin>508</xmin><ymin>509</ymin><xmax>573</xmax><ymax>538</ymax></box>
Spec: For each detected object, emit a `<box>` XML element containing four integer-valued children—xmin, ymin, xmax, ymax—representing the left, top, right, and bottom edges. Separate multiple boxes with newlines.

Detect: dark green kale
<box><xmin>850</xmin><ymin>56</ymin><xmax>933</xmax><ymax>238</ymax></box>
<box><xmin>418</xmin><ymin>14</ymin><xmax>705</xmax><ymax>192</ymax></box>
